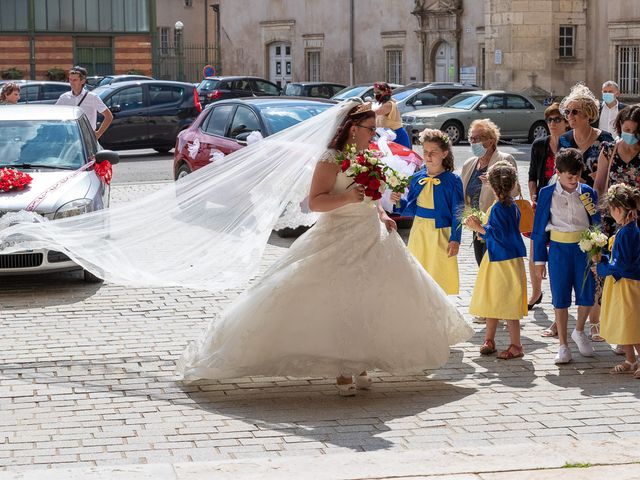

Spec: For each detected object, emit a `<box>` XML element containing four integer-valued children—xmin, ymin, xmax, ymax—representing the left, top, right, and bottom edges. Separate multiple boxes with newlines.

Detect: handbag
<box><xmin>515</xmin><ymin>197</ymin><xmax>534</xmax><ymax>234</ymax></box>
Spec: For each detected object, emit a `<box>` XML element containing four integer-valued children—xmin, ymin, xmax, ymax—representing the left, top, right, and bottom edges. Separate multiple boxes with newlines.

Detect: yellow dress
<box><xmin>407</xmin><ymin>176</ymin><xmax>459</xmax><ymax>295</ymax></box>
<box><xmin>600</xmin><ymin>235</ymin><xmax>640</xmax><ymax>345</ymax></box>
<box><xmin>468</xmin><ymin>204</ymin><xmax>528</xmax><ymax>320</ymax></box>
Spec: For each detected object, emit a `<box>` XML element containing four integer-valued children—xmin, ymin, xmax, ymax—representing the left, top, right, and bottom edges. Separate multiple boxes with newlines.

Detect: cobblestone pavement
<box><xmin>1</xmin><ymin>165</ymin><xmax>639</xmax><ymax>472</ymax></box>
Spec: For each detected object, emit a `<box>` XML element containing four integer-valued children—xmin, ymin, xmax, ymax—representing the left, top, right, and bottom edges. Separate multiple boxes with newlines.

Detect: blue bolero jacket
<box><xmin>401</xmin><ymin>168</ymin><xmax>464</xmax><ymax>243</ymax></box>
<box><xmin>479</xmin><ymin>201</ymin><xmax>527</xmax><ymax>262</ymax></box>
<box><xmin>597</xmin><ymin>223</ymin><xmax>640</xmax><ymax>281</ymax></box>
<box><xmin>532</xmin><ymin>183</ymin><xmax>600</xmax><ymax>263</ymax></box>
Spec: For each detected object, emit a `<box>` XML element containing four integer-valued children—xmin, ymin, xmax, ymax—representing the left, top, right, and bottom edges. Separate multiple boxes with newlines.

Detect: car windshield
<box><xmin>332</xmin><ymin>86</ymin><xmax>370</xmax><ymax>100</ymax></box>
<box><xmin>0</xmin><ymin>120</ymin><xmax>84</xmax><ymax>169</ymax></box>
<box><xmin>97</xmin><ymin>76</ymin><xmax>114</xmax><ymax>87</ymax></box>
<box><xmin>198</xmin><ymin>79</ymin><xmax>219</xmax><ymax>92</ymax></box>
<box><xmin>443</xmin><ymin>93</ymin><xmax>483</xmax><ymax>110</ymax></box>
<box><xmin>259</xmin><ymin>104</ymin><xmax>334</xmax><ymax>133</ymax></box>
<box><xmin>392</xmin><ymin>87</ymin><xmax>420</xmax><ymax>101</ymax></box>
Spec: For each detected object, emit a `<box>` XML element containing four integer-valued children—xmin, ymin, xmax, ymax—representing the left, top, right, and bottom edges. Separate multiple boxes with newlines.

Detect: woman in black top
<box><xmin>527</xmin><ymin>103</ymin><xmax>569</xmax><ymax>324</ymax></box>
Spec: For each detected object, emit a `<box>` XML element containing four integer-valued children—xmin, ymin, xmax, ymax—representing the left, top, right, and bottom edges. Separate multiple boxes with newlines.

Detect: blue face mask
<box><xmin>621</xmin><ymin>132</ymin><xmax>639</xmax><ymax>145</ymax></box>
<box><xmin>602</xmin><ymin>92</ymin><xmax>615</xmax><ymax>104</ymax></box>
<box><xmin>471</xmin><ymin>142</ymin><xmax>487</xmax><ymax>157</ymax></box>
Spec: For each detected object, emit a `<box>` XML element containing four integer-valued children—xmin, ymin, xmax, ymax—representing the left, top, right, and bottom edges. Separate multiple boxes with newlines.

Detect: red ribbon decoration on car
<box><xmin>93</xmin><ymin>160</ymin><xmax>112</xmax><ymax>185</ymax></box>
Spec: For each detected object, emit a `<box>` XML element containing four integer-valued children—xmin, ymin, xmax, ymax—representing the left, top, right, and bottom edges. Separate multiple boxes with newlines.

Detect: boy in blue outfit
<box><xmin>532</xmin><ymin>148</ymin><xmax>601</xmax><ymax>364</ymax></box>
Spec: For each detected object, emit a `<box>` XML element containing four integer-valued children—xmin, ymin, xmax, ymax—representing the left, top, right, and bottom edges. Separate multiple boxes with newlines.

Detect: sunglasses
<box><xmin>564</xmin><ymin>109</ymin><xmax>582</xmax><ymax>117</ymax></box>
<box><xmin>546</xmin><ymin>116</ymin><xmax>564</xmax><ymax>124</ymax></box>
<box><xmin>356</xmin><ymin>125</ymin><xmax>376</xmax><ymax>133</ymax></box>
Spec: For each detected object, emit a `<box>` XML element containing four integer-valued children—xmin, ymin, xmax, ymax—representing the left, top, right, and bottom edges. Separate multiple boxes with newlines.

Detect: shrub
<box><xmin>1</xmin><ymin>67</ymin><xmax>23</xmax><ymax>80</ymax></box>
<box><xmin>46</xmin><ymin>67</ymin><xmax>67</xmax><ymax>81</ymax></box>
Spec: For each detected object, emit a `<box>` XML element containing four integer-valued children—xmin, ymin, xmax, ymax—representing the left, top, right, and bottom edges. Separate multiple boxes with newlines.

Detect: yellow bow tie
<box><xmin>418</xmin><ymin>176</ymin><xmax>441</xmax><ymax>186</ymax></box>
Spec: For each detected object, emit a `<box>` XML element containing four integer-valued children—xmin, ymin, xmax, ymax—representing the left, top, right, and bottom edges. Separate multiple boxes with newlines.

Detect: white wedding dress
<box><xmin>177</xmin><ymin>152</ymin><xmax>473</xmax><ymax>382</ymax></box>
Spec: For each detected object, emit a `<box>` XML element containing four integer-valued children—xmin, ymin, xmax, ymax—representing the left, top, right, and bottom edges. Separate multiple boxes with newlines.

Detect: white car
<box><xmin>0</xmin><ymin>105</ymin><xmax>119</xmax><ymax>281</ymax></box>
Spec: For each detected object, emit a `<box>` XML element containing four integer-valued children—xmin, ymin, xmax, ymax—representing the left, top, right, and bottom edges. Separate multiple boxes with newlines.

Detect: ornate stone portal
<box><xmin>412</xmin><ymin>0</ymin><xmax>463</xmax><ymax>82</ymax></box>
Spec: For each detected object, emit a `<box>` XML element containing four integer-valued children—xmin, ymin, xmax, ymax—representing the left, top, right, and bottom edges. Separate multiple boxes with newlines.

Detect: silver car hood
<box><xmin>406</xmin><ymin>107</ymin><xmax>463</xmax><ymax>118</ymax></box>
<box><xmin>0</xmin><ymin>170</ymin><xmax>91</xmax><ymax>214</ymax></box>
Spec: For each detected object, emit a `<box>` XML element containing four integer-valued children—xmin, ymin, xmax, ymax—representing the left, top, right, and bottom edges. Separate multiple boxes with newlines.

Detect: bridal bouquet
<box><xmin>336</xmin><ymin>145</ymin><xmax>388</xmax><ymax>201</ymax></box>
<box><xmin>0</xmin><ymin>168</ymin><xmax>32</xmax><ymax>193</ymax></box>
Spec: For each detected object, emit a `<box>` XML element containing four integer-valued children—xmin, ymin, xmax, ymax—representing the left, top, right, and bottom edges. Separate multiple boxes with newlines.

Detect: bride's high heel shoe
<box><xmin>355</xmin><ymin>373</ymin><xmax>372</xmax><ymax>390</ymax></box>
<box><xmin>337</xmin><ymin>375</ymin><xmax>356</xmax><ymax>396</ymax></box>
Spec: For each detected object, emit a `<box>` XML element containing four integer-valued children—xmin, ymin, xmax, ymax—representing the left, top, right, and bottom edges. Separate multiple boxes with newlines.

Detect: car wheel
<box><xmin>83</xmin><ymin>269</ymin><xmax>103</xmax><ymax>283</ymax></box>
<box><xmin>176</xmin><ymin>164</ymin><xmax>191</xmax><ymax>180</ymax></box>
<box><xmin>528</xmin><ymin>121</ymin><xmax>549</xmax><ymax>143</ymax></box>
<box><xmin>154</xmin><ymin>146</ymin><xmax>172</xmax><ymax>154</ymax></box>
<box><xmin>441</xmin><ymin>121</ymin><xmax>463</xmax><ymax>145</ymax></box>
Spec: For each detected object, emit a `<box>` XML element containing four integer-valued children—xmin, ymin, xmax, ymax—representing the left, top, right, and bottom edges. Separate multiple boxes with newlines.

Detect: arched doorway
<box><xmin>268</xmin><ymin>42</ymin><xmax>292</xmax><ymax>88</ymax></box>
<box><xmin>434</xmin><ymin>41</ymin><xmax>456</xmax><ymax>82</ymax></box>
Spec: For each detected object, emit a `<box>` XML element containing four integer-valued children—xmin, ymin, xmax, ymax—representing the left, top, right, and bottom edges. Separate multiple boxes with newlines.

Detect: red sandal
<box><xmin>498</xmin><ymin>344</ymin><xmax>524</xmax><ymax>360</ymax></box>
<box><xmin>480</xmin><ymin>339</ymin><xmax>497</xmax><ymax>355</ymax></box>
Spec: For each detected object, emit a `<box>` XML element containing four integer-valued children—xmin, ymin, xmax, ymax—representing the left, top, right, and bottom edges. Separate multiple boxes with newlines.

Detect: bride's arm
<box><xmin>308</xmin><ymin>161</ymin><xmax>363</xmax><ymax>212</ymax></box>
<box><xmin>376</xmin><ymin>202</ymin><xmax>397</xmax><ymax>231</ymax></box>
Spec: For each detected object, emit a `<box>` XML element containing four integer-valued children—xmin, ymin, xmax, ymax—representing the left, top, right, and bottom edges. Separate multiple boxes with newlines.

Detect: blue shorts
<box><xmin>548</xmin><ymin>241</ymin><xmax>595</xmax><ymax>309</ymax></box>
<box><xmin>393</xmin><ymin>127</ymin><xmax>412</xmax><ymax>149</ymax></box>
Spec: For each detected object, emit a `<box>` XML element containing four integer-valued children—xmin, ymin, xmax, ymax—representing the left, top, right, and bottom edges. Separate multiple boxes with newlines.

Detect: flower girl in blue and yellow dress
<box><xmin>400</xmin><ymin>129</ymin><xmax>464</xmax><ymax>295</ymax></box>
<box><xmin>595</xmin><ymin>184</ymin><xmax>640</xmax><ymax>377</ymax></box>
<box><xmin>465</xmin><ymin>161</ymin><xmax>528</xmax><ymax>359</ymax></box>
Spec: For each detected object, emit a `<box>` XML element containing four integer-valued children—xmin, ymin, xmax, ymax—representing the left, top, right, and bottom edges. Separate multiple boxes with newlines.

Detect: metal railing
<box><xmin>152</xmin><ymin>38</ymin><xmax>221</xmax><ymax>84</ymax></box>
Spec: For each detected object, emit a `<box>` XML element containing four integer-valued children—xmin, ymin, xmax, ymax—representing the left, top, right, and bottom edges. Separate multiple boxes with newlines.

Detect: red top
<box><xmin>544</xmin><ymin>150</ymin><xmax>555</xmax><ymax>180</ymax></box>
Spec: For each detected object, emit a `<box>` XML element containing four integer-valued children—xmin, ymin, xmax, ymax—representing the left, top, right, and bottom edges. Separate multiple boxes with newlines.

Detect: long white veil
<box><xmin>0</xmin><ymin>100</ymin><xmax>361</xmax><ymax>292</ymax></box>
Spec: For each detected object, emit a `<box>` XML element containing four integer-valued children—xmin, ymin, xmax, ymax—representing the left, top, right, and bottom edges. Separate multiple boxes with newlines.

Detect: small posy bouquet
<box><xmin>386</xmin><ymin>171</ymin><xmax>411</xmax><ymax>207</ymax></box>
<box><xmin>0</xmin><ymin>168</ymin><xmax>33</xmax><ymax>193</ymax></box>
<box><xmin>578</xmin><ymin>226</ymin><xmax>608</xmax><ymax>257</ymax></box>
<box><xmin>336</xmin><ymin>145</ymin><xmax>388</xmax><ymax>201</ymax></box>
<box><xmin>458</xmin><ymin>205</ymin><xmax>487</xmax><ymax>231</ymax></box>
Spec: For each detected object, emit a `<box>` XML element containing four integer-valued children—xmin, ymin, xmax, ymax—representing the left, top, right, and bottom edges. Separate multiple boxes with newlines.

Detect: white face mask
<box><xmin>602</xmin><ymin>92</ymin><xmax>615</xmax><ymax>104</ymax></box>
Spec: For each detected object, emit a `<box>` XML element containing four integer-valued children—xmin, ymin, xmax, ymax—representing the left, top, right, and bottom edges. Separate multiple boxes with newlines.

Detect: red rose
<box><xmin>356</xmin><ymin>154</ymin><xmax>366</xmax><ymax>165</ymax></box>
<box><xmin>355</xmin><ymin>172</ymin><xmax>370</xmax><ymax>185</ymax></box>
<box><xmin>368</xmin><ymin>177</ymin><xmax>380</xmax><ymax>191</ymax></box>
<box><xmin>371</xmin><ymin>190</ymin><xmax>382</xmax><ymax>200</ymax></box>
<box><xmin>341</xmin><ymin>159</ymin><xmax>350</xmax><ymax>172</ymax></box>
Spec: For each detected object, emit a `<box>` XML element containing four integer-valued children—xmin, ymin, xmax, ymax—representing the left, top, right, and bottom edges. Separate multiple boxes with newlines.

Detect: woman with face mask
<box><xmin>372</xmin><ymin>82</ymin><xmax>412</xmax><ymax>149</ymax></box>
<box><xmin>460</xmin><ymin>119</ymin><xmax>522</xmax><ymax>270</ymax></box>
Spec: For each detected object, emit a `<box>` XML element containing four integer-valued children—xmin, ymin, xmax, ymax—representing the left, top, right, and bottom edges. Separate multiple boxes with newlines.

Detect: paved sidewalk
<box><xmin>1</xmin><ymin>177</ymin><xmax>639</xmax><ymax>474</ymax></box>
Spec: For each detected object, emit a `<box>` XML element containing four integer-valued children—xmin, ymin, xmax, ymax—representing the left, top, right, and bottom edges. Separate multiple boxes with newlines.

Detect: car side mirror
<box><xmin>235</xmin><ymin>131</ymin><xmax>251</xmax><ymax>145</ymax></box>
<box><xmin>95</xmin><ymin>149</ymin><xmax>119</xmax><ymax>165</ymax></box>
<box><xmin>109</xmin><ymin>105</ymin><xmax>122</xmax><ymax>113</ymax></box>
<box><xmin>364</xmin><ymin>96</ymin><xmax>372</xmax><ymax>102</ymax></box>
<box><xmin>413</xmin><ymin>100</ymin><xmax>423</xmax><ymax>106</ymax></box>
<box><xmin>477</xmin><ymin>103</ymin><xmax>487</xmax><ymax>111</ymax></box>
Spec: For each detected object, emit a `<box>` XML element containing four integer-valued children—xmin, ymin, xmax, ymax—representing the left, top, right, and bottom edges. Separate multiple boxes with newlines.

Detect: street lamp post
<box><xmin>175</xmin><ymin>20</ymin><xmax>184</xmax><ymax>82</ymax></box>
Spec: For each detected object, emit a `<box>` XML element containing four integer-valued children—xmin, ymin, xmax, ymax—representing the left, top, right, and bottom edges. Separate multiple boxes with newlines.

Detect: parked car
<box><xmin>283</xmin><ymin>82</ymin><xmax>346</xmax><ymax>99</ymax></box>
<box><xmin>96</xmin><ymin>74</ymin><xmax>153</xmax><ymax>88</ymax></box>
<box><xmin>401</xmin><ymin>90</ymin><xmax>549</xmax><ymax>145</ymax></box>
<box><xmin>332</xmin><ymin>83</ymin><xmax>403</xmax><ymax>102</ymax></box>
<box><xmin>93</xmin><ymin>80</ymin><xmax>202</xmax><ymax>153</ymax></box>
<box><xmin>392</xmin><ymin>82</ymin><xmax>480</xmax><ymax>115</ymax></box>
<box><xmin>0</xmin><ymin>80</ymin><xmax>71</xmax><ymax>104</ymax></box>
<box><xmin>0</xmin><ymin>105</ymin><xmax>119</xmax><ymax>281</ymax></box>
<box><xmin>85</xmin><ymin>76</ymin><xmax>105</xmax><ymax>90</ymax></box>
<box><xmin>196</xmin><ymin>76</ymin><xmax>282</xmax><ymax>106</ymax></box>
<box><xmin>173</xmin><ymin>97</ymin><xmax>336</xmax><ymax>178</ymax></box>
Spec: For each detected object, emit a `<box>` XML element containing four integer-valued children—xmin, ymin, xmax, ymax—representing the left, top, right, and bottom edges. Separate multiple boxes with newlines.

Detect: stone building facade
<box><xmin>212</xmin><ymin>0</ymin><xmax>640</xmax><ymax>100</ymax></box>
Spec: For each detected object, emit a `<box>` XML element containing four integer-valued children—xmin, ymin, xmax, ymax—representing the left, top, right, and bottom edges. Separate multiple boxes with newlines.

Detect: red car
<box><xmin>173</xmin><ymin>97</ymin><xmax>335</xmax><ymax>179</ymax></box>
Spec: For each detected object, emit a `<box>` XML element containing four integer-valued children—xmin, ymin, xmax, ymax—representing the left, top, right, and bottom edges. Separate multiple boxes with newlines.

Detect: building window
<box><xmin>617</xmin><ymin>45</ymin><xmax>640</xmax><ymax>96</ymax></box>
<box><xmin>184</xmin><ymin>0</ymin><xmax>193</xmax><ymax>6</ymax></box>
<box><xmin>559</xmin><ymin>25</ymin><xmax>575</xmax><ymax>58</ymax></box>
<box><xmin>386</xmin><ymin>49</ymin><xmax>403</xmax><ymax>84</ymax></box>
<box><xmin>306</xmin><ymin>51</ymin><xmax>321</xmax><ymax>82</ymax></box>
<box><xmin>159</xmin><ymin>27</ymin><xmax>170</xmax><ymax>56</ymax></box>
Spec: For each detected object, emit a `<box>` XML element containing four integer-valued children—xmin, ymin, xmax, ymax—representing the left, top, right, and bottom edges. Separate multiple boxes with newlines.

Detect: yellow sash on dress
<box><xmin>417</xmin><ymin>176</ymin><xmax>440</xmax><ymax>209</ymax></box>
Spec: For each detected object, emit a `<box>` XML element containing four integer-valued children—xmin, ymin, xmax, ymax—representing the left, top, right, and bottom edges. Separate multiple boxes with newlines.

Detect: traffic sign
<box><xmin>203</xmin><ymin>65</ymin><xmax>215</xmax><ymax>78</ymax></box>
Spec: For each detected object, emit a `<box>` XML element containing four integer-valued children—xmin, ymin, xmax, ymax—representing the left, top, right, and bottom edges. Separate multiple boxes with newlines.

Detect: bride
<box><xmin>177</xmin><ymin>102</ymin><xmax>473</xmax><ymax>395</ymax></box>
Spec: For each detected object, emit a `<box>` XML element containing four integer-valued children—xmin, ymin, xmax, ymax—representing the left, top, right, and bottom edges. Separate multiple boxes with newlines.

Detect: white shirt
<box><xmin>56</xmin><ymin>90</ymin><xmax>108</xmax><ymax>129</ymax></box>
<box><xmin>545</xmin><ymin>181</ymin><xmax>590</xmax><ymax>233</ymax></box>
<box><xmin>598</xmin><ymin>101</ymin><xmax>619</xmax><ymax>138</ymax></box>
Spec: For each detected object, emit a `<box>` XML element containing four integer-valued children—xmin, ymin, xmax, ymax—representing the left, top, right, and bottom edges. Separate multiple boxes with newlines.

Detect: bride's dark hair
<box><xmin>329</xmin><ymin>103</ymin><xmax>375</xmax><ymax>151</ymax></box>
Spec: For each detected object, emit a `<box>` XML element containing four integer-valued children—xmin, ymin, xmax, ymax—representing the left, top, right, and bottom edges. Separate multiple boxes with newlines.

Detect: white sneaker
<box><xmin>555</xmin><ymin>345</ymin><xmax>572</xmax><ymax>364</ymax></box>
<box><xmin>337</xmin><ymin>383</ymin><xmax>356</xmax><ymax>396</ymax></box>
<box><xmin>473</xmin><ymin>317</ymin><xmax>486</xmax><ymax>324</ymax></box>
<box><xmin>571</xmin><ymin>329</ymin><xmax>594</xmax><ymax>357</ymax></box>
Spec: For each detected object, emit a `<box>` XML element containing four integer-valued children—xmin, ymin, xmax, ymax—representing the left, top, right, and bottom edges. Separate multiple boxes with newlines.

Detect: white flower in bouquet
<box><xmin>579</xmin><ymin>238</ymin><xmax>594</xmax><ymax>252</ymax></box>
<box><xmin>388</xmin><ymin>174</ymin><xmax>401</xmax><ymax>188</ymax></box>
<box><xmin>594</xmin><ymin>233</ymin><xmax>608</xmax><ymax>247</ymax></box>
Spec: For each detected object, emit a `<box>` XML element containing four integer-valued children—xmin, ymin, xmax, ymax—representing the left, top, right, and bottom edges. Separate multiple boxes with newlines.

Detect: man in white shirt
<box><xmin>596</xmin><ymin>80</ymin><xmax>627</xmax><ymax>138</ymax></box>
<box><xmin>56</xmin><ymin>66</ymin><xmax>113</xmax><ymax>140</ymax></box>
